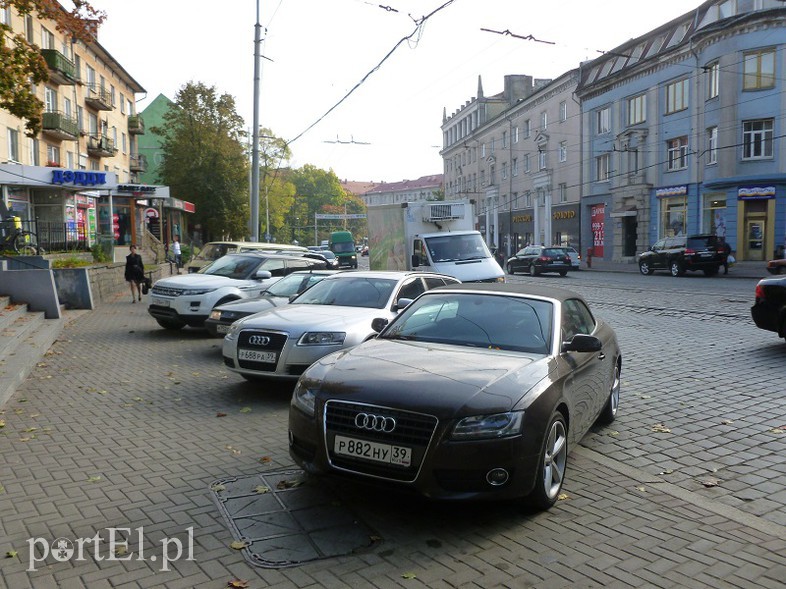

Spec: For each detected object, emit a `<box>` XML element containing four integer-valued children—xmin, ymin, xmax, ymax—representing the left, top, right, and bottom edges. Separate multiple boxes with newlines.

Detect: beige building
<box><xmin>0</xmin><ymin>5</ymin><xmax>173</xmax><ymax>255</ymax></box>
<box><xmin>441</xmin><ymin>72</ymin><xmax>581</xmax><ymax>256</ymax></box>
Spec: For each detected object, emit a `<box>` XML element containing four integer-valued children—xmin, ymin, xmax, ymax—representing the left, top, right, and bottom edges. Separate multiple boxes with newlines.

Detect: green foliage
<box><xmin>51</xmin><ymin>256</ymin><xmax>91</xmax><ymax>268</ymax></box>
<box><xmin>91</xmin><ymin>242</ymin><xmax>112</xmax><ymax>263</ymax></box>
<box><xmin>152</xmin><ymin>82</ymin><xmax>249</xmax><ymax>242</ymax></box>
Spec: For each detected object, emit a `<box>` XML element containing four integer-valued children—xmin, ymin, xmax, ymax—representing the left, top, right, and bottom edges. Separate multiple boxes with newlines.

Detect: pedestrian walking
<box><xmin>721</xmin><ymin>239</ymin><xmax>733</xmax><ymax>274</ymax></box>
<box><xmin>125</xmin><ymin>244</ymin><xmax>144</xmax><ymax>303</ymax></box>
<box><xmin>172</xmin><ymin>235</ymin><xmax>183</xmax><ymax>274</ymax></box>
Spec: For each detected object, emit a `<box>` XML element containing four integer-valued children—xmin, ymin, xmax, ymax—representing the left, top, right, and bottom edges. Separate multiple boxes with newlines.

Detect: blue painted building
<box><xmin>577</xmin><ymin>0</ymin><xmax>786</xmax><ymax>263</ymax></box>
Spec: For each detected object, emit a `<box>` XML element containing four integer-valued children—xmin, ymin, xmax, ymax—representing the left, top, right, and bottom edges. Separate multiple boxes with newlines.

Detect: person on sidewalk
<box><xmin>721</xmin><ymin>239</ymin><xmax>732</xmax><ymax>275</ymax></box>
<box><xmin>172</xmin><ymin>235</ymin><xmax>183</xmax><ymax>274</ymax></box>
<box><xmin>125</xmin><ymin>245</ymin><xmax>144</xmax><ymax>303</ymax></box>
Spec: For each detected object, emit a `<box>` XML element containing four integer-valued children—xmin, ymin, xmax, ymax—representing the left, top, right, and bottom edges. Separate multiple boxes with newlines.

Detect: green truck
<box><xmin>329</xmin><ymin>230</ymin><xmax>358</xmax><ymax>268</ymax></box>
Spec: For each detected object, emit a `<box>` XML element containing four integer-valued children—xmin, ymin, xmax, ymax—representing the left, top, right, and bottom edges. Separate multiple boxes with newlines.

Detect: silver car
<box><xmin>222</xmin><ymin>271</ymin><xmax>460</xmax><ymax>381</ymax></box>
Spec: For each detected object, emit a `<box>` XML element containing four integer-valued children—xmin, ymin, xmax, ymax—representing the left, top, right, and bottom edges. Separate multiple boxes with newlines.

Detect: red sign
<box><xmin>112</xmin><ymin>213</ymin><xmax>120</xmax><ymax>240</ymax></box>
<box><xmin>590</xmin><ymin>204</ymin><xmax>605</xmax><ymax>257</ymax></box>
<box><xmin>144</xmin><ymin>207</ymin><xmax>159</xmax><ymax>220</ymax></box>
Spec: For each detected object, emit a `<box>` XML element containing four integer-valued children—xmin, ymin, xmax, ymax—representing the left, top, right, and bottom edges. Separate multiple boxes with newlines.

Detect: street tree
<box><xmin>288</xmin><ymin>165</ymin><xmax>346</xmax><ymax>243</ymax></box>
<box><xmin>256</xmin><ymin>129</ymin><xmax>295</xmax><ymax>242</ymax></box>
<box><xmin>153</xmin><ymin>82</ymin><xmax>248</xmax><ymax>242</ymax></box>
<box><xmin>0</xmin><ymin>0</ymin><xmax>105</xmax><ymax>136</ymax></box>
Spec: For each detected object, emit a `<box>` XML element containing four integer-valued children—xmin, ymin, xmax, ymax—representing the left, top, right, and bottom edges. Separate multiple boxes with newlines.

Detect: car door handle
<box><xmin>597</xmin><ymin>353</ymin><xmax>606</xmax><ymax>361</ymax></box>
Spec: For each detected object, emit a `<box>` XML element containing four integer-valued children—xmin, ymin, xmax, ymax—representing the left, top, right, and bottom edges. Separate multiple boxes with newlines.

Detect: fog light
<box><xmin>486</xmin><ymin>468</ymin><xmax>509</xmax><ymax>486</ymax></box>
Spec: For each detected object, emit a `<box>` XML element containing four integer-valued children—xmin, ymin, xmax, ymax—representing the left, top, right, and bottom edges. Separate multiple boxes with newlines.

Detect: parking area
<box><xmin>0</xmin><ymin>285</ymin><xmax>784</xmax><ymax>588</ymax></box>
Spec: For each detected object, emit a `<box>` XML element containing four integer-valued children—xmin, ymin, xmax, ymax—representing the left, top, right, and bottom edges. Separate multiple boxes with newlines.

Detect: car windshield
<box><xmin>294</xmin><ymin>276</ymin><xmax>397</xmax><ymax>308</ymax></box>
<box><xmin>331</xmin><ymin>242</ymin><xmax>355</xmax><ymax>254</ymax></box>
<box><xmin>321</xmin><ymin>251</ymin><xmax>336</xmax><ymax>260</ymax></box>
<box><xmin>194</xmin><ymin>243</ymin><xmax>234</xmax><ymax>262</ymax></box>
<box><xmin>426</xmin><ymin>234</ymin><xmax>491</xmax><ymax>262</ymax></box>
<box><xmin>381</xmin><ymin>292</ymin><xmax>553</xmax><ymax>354</ymax></box>
<box><xmin>263</xmin><ymin>273</ymin><xmax>327</xmax><ymax>298</ymax></box>
<box><xmin>200</xmin><ymin>255</ymin><xmax>260</xmax><ymax>279</ymax></box>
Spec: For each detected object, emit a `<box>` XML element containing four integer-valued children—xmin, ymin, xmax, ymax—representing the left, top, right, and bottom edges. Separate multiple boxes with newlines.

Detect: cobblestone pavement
<box><xmin>0</xmin><ymin>275</ymin><xmax>784</xmax><ymax>589</ymax></box>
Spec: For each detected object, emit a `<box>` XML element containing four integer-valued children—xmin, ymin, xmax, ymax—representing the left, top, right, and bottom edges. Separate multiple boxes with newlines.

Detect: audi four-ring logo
<box><xmin>354</xmin><ymin>413</ymin><xmax>396</xmax><ymax>433</ymax></box>
<box><xmin>247</xmin><ymin>335</ymin><xmax>270</xmax><ymax>346</ymax></box>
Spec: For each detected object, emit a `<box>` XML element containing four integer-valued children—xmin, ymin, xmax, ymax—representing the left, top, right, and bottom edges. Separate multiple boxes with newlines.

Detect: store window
<box><xmin>660</xmin><ymin>196</ymin><xmax>687</xmax><ymax>237</ymax></box>
<box><xmin>703</xmin><ymin>194</ymin><xmax>727</xmax><ymax>239</ymax></box>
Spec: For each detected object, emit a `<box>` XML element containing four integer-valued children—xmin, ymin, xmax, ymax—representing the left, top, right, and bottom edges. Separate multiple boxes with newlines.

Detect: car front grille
<box><xmin>324</xmin><ymin>400</ymin><xmax>437</xmax><ymax>481</ymax></box>
<box><xmin>236</xmin><ymin>330</ymin><xmax>288</xmax><ymax>371</ymax></box>
<box><xmin>151</xmin><ymin>285</ymin><xmax>184</xmax><ymax>297</ymax></box>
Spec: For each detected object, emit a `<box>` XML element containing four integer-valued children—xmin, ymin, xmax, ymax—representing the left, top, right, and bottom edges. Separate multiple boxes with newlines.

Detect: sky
<box><xmin>93</xmin><ymin>0</ymin><xmax>695</xmax><ymax>183</ymax></box>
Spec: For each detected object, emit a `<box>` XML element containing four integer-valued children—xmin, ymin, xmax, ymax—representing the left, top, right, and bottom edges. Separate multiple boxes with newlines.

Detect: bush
<box><xmin>52</xmin><ymin>256</ymin><xmax>92</xmax><ymax>269</ymax></box>
<box><xmin>91</xmin><ymin>242</ymin><xmax>112</xmax><ymax>263</ymax></box>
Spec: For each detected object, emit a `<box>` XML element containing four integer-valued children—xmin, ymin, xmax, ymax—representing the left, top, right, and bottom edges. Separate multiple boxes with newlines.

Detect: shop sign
<box><xmin>552</xmin><ymin>210</ymin><xmax>576</xmax><ymax>220</ymax></box>
<box><xmin>144</xmin><ymin>207</ymin><xmax>159</xmax><ymax>220</ymax></box>
<box><xmin>738</xmin><ymin>186</ymin><xmax>775</xmax><ymax>200</ymax></box>
<box><xmin>655</xmin><ymin>185</ymin><xmax>687</xmax><ymax>198</ymax></box>
<box><xmin>51</xmin><ymin>170</ymin><xmax>108</xmax><ymax>186</ymax></box>
<box><xmin>513</xmin><ymin>214</ymin><xmax>533</xmax><ymax>223</ymax></box>
<box><xmin>590</xmin><ymin>204</ymin><xmax>605</xmax><ymax>257</ymax></box>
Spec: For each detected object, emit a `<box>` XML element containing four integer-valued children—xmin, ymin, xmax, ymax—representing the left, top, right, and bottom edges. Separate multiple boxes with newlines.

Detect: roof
<box><xmin>363</xmin><ymin>175</ymin><xmax>444</xmax><ymax>195</ymax></box>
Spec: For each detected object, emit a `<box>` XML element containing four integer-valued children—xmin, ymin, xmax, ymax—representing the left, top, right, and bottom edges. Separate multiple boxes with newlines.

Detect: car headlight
<box><xmin>209</xmin><ymin>310</ymin><xmax>222</xmax><ymax>320</ymax></box>
<box><xmin>298</xmin><ymin>332</ymin><xmax>346</xmax><ymax>345</ymax></box>
<box><xmin>451</xmin><ymin>411</ymin><xmax>524</xmax><ymax>440</ymax></box>
<box><xmin>182</xmin><ymin>288</ymin><xmax>216</xmax><ymax>296</ymax></box>
<box><xmin>225</xmin><ymin>322</ymin><xmax>242</xmax><ymax>340</ymax></box>
<box><xmin>291</xmin><ymin>382</ymin><xmax>316</xmax><ymax>417</ymax></box>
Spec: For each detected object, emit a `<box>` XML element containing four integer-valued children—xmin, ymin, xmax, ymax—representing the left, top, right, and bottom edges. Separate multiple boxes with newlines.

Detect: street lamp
<box><xmin>250</xmin><ymin>0</ymin><xmax>262</xmax><ymax>241</ymax></box>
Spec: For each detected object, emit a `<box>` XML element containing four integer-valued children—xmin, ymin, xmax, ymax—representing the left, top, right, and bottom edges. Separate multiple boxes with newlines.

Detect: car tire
<box><xmin>597</xmin><ymin>362</ymin><xmax>621</xmax><ymax>425</ymax></box>
<box><xmin>559</xmin><ymin>270</ymin><xmax>568</xmax><ymax>277</ymax></box>
<box><xmin>526</xmin><ymin>411</ymin><xmax>568</xmax><ymax>511</ymax></box>
<box><xmin>529</xmin><ymin>264</ymin><xmax>539</xmax><ymax>277</ymax></box>
<box><xmin>670</xmin><ymin>260</ymin><xmax>684</xmax><ymax>277</ymax></box>
<box><xmin>639</xmin><ymin>261</ymin><xmax>654</xmax><ymax>275</ymax></box>
<box><xmin>507</xmin><ymin>262</ymin><xmax>515</xmax><ymax>275</ymax></box>
<box><xmin>156</xmin><ymin>319</ymin><xmax>185</xmax><ymax>330</ymax></box>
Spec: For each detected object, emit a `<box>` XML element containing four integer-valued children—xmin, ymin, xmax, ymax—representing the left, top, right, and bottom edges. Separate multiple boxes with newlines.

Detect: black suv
<box><xmin>506</xmin><ymin>245</ymin><xmax>572</xmax><ymax>276</ymax></box>
<box><xmin>638</xmin><ymin>234</ymin><xmax>725</xmax><ymax>277</ymax></box>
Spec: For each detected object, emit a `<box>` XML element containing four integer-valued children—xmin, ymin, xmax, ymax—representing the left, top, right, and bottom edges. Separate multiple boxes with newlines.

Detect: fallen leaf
<box><xmin>239</xmin><ymin>407</ymin><xmax>252</xmax><ymax>414</ymax></box>
<box><xmin>226</xmin><ymin>579</ymin><xmax>249</xmax><ymax>588</ymax></box>
<box><xmin>0</xmin><ymin>420</ymin><xmax>4</xmax><ymax>428</ymax></box>
<box><xmin>659</xmin><ymin>469</ymin><xmax>674</xmax><ymax>475</ymax></box>
<box><xmin>401</xmin><ymin>572</ymin><xmax>417</xmax><ymax>579</ymax></box>
<box><xmin>276</xmin><ymin>478</ymin><xmax>304</xmax><ymax>490</ymax></box>
<box><xmin>651</xmin><ymin>423</ymin><xmax>671</xmax><ymax>433</ymax></box>
<box><xmin>87</xmin><ymin>476</ymin><xmax>102</xmax><ymax>483</ymax></box>
<box><xmin>635</xmin><ymin>486</ymin><xmax>646</xmax><ymax>492</ymax></box>
<box><xmin>23</xmin><ymin>427</ymin><xmax>38</xmax><ymax>433</ymax></box>
<box><xmin>557</xmin><ymin>493</ymin><xmax>569</xmax><ymax>501</ymax></box>
<box><xmin>114</xmin><ymin>545</ymin><xmax>128</xmax><ymax>556</ymax></box>
<box><xmin>253</xmin><ymin>485</ymin><xmax>270</xmax><ymax>494</ymax></box>
<box><xmin>216</xmin><ymin>412</ymin><xmax>227</xmax><ymax>418</ymax></box>
<box><xmin>720</xmin><ymin>419</ymin><xmax>733</xmax><ymax>425</ymax></box>
<box><xmin>211</xmin><ymin>484</ymin><xmax>226</xmax><ymax>493</ymax></box>
<box><xmin>258</xmin><ymin>456</ymin><xmax>272</xmax><ymax>464</ymax></box>
<box><xmin>5</xmin><ymin>550</ymin><xmax>18</xmax><ymax>558</ymax></box>
<box><xmin>225</xmin><ymin>445</ymin><xmax>241</xmax><ymax>456</ymax></box>
<box><xmin>608</xmin><ymin>430</ymin><xmax>619</xmax><ymax>437</ymax></box>
<box><xmin>230</xmin><ymin>540</ymin><xmax>248</xmax><ymax>550</ymax></box>
<box><xmin>768</xmin><ymin>426</ymin><xmax>786</xmax><ymax>435</ymax></box>
<box><xmin>699</xmin><ymin>477</ymin><xmax>720</xmax><ymax>488</ymax></box>
<box><xmin>0</xmin><ymin>484</ymin><xmax>5</xmax><ymax>493</ymax></box>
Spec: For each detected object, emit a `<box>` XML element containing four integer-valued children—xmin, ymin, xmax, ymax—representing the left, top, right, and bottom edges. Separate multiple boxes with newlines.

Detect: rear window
<box><xmin>687</xmin><ymin>236</ymin><xmax>717</xmax><ymax>249</ymax></box>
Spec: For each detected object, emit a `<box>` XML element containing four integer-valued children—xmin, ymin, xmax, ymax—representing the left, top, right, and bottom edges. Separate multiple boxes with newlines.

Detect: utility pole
<box><xmin>250</xmin><ymin>0</ymin><xmax>262</xmax><ymax>241</ymax></box>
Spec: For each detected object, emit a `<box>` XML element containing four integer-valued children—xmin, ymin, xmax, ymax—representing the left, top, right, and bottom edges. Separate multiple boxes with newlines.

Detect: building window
<box><xmin>538</xmin><ymin>150</ymin><xmax>547</xmax><ymax>170</ymax></box>
<box><xmin>490</xmin><ymin>138</ymin><xmax>495</xmax><ymax>154</ymax></box>
<box><xmin>523</xmin><ymin>153</ymin><xmax>530</xmax><ymax>173</ymax></box>
<box><xmin>86</xmin><ymin>65</ymin><xmax>96</xmax><ymax>87</ymax></box>
<box><xmin>743</xmin><ymin>49</ymin><xmax>775</xmax><ymax>90</ymax></box>
<box><xmin>597</xmin><ymin>107</ymin><xmax>610</xmax><ymax>134</ymax></box>
<box><xmin>41</xmin><ymin>26</ymin><xmax>55</xmax><ymax>50</ymax></box>
<box><xmin>540</xmin><ymin>111</ymin><xmax>548</xmax><ymax>130</ymax></box>
<box><xmin>524</xmin><ymin>119</ymin><xmax>531</xmax><ymax>138</ymax></box>
<box><xmin>501</xmin><ymin>161</ymin><xmax>508</xmax><ymax>180</ymax></box>
<box><xmin>25</xmin><ymin>15</ymin><xmax>34</xmax><ymax>42</ymax></box>
<box><xmin>559</xmin><ymin>141</ymin><xmax>567</xmax><ymax>163</ymax></box>
<box><xmin>46</xmin><ymin>144</ymin><xmax>60</xmax><ymax>165</ymax></box>
<box><xmin>559</xmin><ymin>101</ymin><xmax>567</xmax><ymax>122</ymax></box>
<box><xmin>665</xmin><ymin>78</ymin><xmax>689</xmax><ymax>114</ymax></box>
<box><xmin>707</xmin><ymin>127</ymin><xmax>718</xmax><ymax>165</ymax></box>
<box><xmin>706</xmin><ymin>61</ymin><xmax>719</xmax><ymax>99</ymax></box>
<box><xmin>525</xmin><ymin>191</ymin><xmax>532</xmax><ymax>208</ymax></box>
<box><xmin>513</xmin><ymin>126</ymin><xmax>519</xmax><ymax>143</ymax></box>
<box><xmin>7</xmin><ymin>128</ymin><xmax>20</xmax><ymax>162</ymax></box>
<box><xmin>596</xmin><ymin>153</ymin><xmax>610</xmax><ymax>181</ymax></box>
<box><xmin>44</xmin><ymin>87</ymin><xmax>57</xmax><ymax>112</ymax></box>
<box><xmin>502</xmin><ymin>131</ymin><xmax>507</xmax><ymax>148</ymax></box>
<box><xmin>559</xmin><ymin>183</ymin><xmax>567</xmax><ymax>203</ymax></box>
<box><xmin>667</xmin><ymin>136</ymin><xmax>689</xmax><ymax>170</ymax></box>
<box><xmin>0</xmin><ymin>6</ymin><xmax>10</xmax><ymax>24</ymax></box>
<box><xmin>88</xmin><ymin>112</ymin><xmax>98</xmax><ymax>135</ymax></box>
<box><xmin>512</xmin><ymin>158</ymin><xmax>518</xmax><ymax>176</ymax></box>
<box><xmin>28</xmin><ymin>137</ymin><xmax>40</xmax><ymax>166</ymax></box>
<box><xmin>742</xmin><ymin>119</ymin><xmax>773</xmax><ymax>159</ymax></box>
<box><xmin>627</xmin><ymin>94</ymin><xmax>646</xmax><ymax>125</ymax></box>
<box><xmin>122</xmin><ymin>132</ymin><xmax>127</xmax><ymax>153</ymax></box>
<box><xmin>481</xmin><ymin>143</ymin><xmax>486</xmax><ymax>158</ymax></box>
<box><xmin>76</xmin><ymin>106</ymin><xmax>84</xmax><ymax>134</ymax></box>
<box><xmin>661</xmin><ymin>196</ymin><xmax>687</xmax><ymax>237</ymax></box>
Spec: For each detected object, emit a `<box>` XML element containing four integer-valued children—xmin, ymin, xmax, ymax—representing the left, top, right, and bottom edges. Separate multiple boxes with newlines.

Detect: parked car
<box><xmin>565</xmin><ymin>246</ymin><xmax>581</xmax><ymax>270</ymax></box>
<box><xmin>185</xmin><ymin>241</ymin><xmax>308</xmax><ymax>273</ymax></box>
<box><xmin>506</xmin><ymin>246</ymin><xmax>572</xmax><ymax>276</ymax></box>
<box><xmin>148</xmin><ymin>253</ymin><xmax>327</xmax><ymax>330</ymax></box>
<box><xmin>204</xmin><ymin>269</ymin><xmax>341</xmax><ymax>337</ymax></box>
<box><xmin>637</xmin><ymin>234</ymin><xmax>726</xmax><ymax>277</ymax></box>
<box><xmin>308</xmin><ymin>249</ymin><xmax>340</xmax><ymax>269</ymax></box>
<box><xmin>751</xmin><ymin>275</ymin><xmax>786</xmax><ymax>341</ymax></box>
<box><xmin>222</xmin><ymin>271</ymin><xmax>460</xmax><ymax>381</ymax></box>
<box><xmin>766</xmin><ymin>258</ymin><xmax>786</xmax><ymax>275</ymax></box>
<box><xmin>288</xmin><ymin>282</ymin><xmax>621</xmax><ymax>510</ymax></box>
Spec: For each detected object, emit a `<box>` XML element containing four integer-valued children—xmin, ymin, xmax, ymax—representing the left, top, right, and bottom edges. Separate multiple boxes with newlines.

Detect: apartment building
<box><xmin>441</xmin><ymin>72</ymin><xmax>581</xmax><ymax>257</ymax></box>
<box><xmin>577</xmin><ymin>0</ymin><xmax>786</xmax><ymax>262</ymax></box>
<box><xmin>361</xmin><ymin>175</ymin><xmax>443</xmax><ymax>207</ymax></box>
<box><xmin>0</xmin><ymin>5</ymin><xmax>188</xmax><ymax>254</ymax></box>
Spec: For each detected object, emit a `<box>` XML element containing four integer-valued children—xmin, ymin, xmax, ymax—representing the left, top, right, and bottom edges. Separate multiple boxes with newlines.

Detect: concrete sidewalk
<box><xmin>584</xmin><ymin>257</ymin><xmax>771</xmax><ymax>280</ymax></box>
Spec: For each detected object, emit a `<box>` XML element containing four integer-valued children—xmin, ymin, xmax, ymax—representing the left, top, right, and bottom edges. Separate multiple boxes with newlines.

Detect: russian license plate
<box><xmin>238</xmin><ymin>349</ymin><xmax>277</xmax><ymax>363</ymax></box>
<box><xmin>152</xmin><ymin>297</ymin><xmax>170</xmax><ymax>307</ymax></box>
<box><xmin>216</xmin><ymin>324</ymin><xmax>231</xmax><ymax>334</ymax></box>
<box><xmin>334</xmin><ymin>435</ymin><xmax>411</xmax><ymax>466</ymax></box>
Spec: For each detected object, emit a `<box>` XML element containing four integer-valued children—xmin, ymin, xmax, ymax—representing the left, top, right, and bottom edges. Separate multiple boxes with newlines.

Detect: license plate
<box><xmin>238</xmin><ymin>349</ymin><xmax>277</xmax><ymax>363</ymax></box>
<box><xmin>334</xmin><ymin>435</ymin><xmax>411</xmax><ymax>466</ymax></box>
<box><xmin>216</xmin><ymin>324</ymin><xmax>231</xmax><ymax>334</ymax></box>
<box><xmin>152</xmin><ymin>297</ymin><xmax>169</xmax><ymax>307</ymax></box>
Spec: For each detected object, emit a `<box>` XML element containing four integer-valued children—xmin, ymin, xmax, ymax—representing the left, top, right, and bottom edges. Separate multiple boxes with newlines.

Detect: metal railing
<box><xmin>35</xmin><ymin>220</ymin><xmax>92</xmax><ymax>252</ymax></box>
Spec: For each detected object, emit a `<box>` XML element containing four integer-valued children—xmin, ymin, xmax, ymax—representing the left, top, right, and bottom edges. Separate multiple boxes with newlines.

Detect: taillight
<box><xmin>539</xmin><ymin>256</ymin><xmax>550</xmax><ymax>262</ymax></box>
<box><xmin>755</xmin><ymin>284</ymin><xmax>765</xmax><ymax>301</ymax></box>
<box><xmin>684</xmin><ymin>248</ymin><xmax>696</xmax><ymax>254</ymax></box>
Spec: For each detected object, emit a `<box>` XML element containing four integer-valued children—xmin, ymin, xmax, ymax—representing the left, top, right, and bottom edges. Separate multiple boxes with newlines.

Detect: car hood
<box><xmin>239</xmin><ymin>303</ymin><xmax>392</xmax><ymax>332</ymax></box>
<box><xmin>154</xmin><ymin>274</ymin><xmax>251</xmax><ymax>289</ymax></box>
<box><xmin>304</xmin><ymin>338</ymin><xmax>551</xmax><ymax>416</ymax></box>
<box><xmin>214</xmin><ymin>296</ymin><xmax>285</xmax><ymax>313</ymax></box>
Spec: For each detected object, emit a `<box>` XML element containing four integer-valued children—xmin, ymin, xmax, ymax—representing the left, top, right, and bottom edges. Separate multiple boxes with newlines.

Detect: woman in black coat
<box><xmin>125</xmin><ymin>244</ymin><xmax>144</xmax><ymax>302</ymax></box>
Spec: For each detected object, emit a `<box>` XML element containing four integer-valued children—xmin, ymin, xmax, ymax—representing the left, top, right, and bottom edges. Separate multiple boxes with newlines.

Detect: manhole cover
<box><xmin>210</xmin><ymin>469</ymin><xmax>381</xmax><ymax>568</ymax></box>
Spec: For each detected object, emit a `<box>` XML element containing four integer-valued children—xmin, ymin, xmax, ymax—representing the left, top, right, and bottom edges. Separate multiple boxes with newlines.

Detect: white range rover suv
<box><xmin>147</xmin><ymin>252</ymin><xmax>326</xmax><ymax>330</ymax></box>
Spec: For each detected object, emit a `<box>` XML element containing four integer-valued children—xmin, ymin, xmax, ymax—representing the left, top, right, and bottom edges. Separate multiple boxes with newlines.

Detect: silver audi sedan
<box><xmin>222</xmin><ymin>271</ymin><xmax>460</xmax><ymax>381</ymax></box>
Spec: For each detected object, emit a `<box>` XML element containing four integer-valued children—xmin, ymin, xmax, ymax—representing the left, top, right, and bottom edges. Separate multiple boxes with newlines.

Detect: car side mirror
<box><xmin>411</xmin><ymin>254</ymin><xmax>421</xmax><ymax>267</ymax></box>
<box><xmin>562</xmin><ymin>333</ymin><xmax>602</xmax><ymax>353</ymax></box>
<box><xmin>394</xmin><ymin>297</ymin><xmax>414</xmax><ymax>311</ymax></box>
<box><xmin>371</xmin><ymin>317</ymin><xmax>389</xmax><ymax>333</ymax></box>
<box><xmin>255</xmin><ymin>270</ymin><xmax>272</xmax><ymax>280</ymax></box>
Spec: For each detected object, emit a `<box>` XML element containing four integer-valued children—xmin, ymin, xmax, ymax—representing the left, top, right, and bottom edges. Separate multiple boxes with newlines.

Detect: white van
<box><xmin>186</xmin><ymin>241</ymin><xmax>307</xmax><ymax>273</ymax></box>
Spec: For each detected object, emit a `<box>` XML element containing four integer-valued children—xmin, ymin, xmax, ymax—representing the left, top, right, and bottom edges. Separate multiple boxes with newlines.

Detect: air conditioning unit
<box><xmin>424</xmin><ymin>202</ymin><xmax>465</xmax><ymax>222</ymax></box>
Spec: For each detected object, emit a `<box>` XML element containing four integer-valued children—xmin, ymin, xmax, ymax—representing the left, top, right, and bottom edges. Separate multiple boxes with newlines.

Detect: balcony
<box><xmin>87</xmin><ymin>135</ymin><xmax>117</xmax><ymax>158</ymax></box>
<box><xmin>128</xmin><ymin>114</ymin><xmax>145</xmax><ymax>135</ymax></box>
<box><xmin>41</xmin><ymin>111</ymin><xmax>79</xmax><ymax>140</ymax></box>
<box><xmin>41</xmin><ymin>49</ymin><xmax>77</xmax><ymax>85</ymax></box>
<box><xmin>84</xmin><ymin>84</ymin><xmax>113</xmax><ymax>111</ymax></box>
<box><xmin>129</xmin><ymin>153</ymin><xmax>148</xmax><ymax>173</ymax></box>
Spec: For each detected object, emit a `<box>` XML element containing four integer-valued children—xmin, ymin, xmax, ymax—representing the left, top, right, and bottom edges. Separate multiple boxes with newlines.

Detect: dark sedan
<box><xmin>506</xmin><ymin>246</ymin><xmax>572</xmax><ymax>276</ymax></box>
<box><xmin>751</xmin><ymin>275</ymin><xmax>786</xmax><ymax>341</ymax></box>
<box><xmin>289</xmin><ymin>283</ymin><xmax>621</xmax><ymax>510</ymax></box>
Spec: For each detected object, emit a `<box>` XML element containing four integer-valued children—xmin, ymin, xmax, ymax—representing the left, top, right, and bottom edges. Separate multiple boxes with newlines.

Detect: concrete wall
<box><xmin>0</xmin><ymin>266</ymin><xmax>61</xmax><ymax>319</ymax></box>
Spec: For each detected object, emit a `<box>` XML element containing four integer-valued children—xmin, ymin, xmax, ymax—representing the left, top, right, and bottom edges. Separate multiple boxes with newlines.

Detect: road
<box><xmin>1</xmin><ymin>263</ymin><xmax>784</xmax><ymax>588</ymax></box>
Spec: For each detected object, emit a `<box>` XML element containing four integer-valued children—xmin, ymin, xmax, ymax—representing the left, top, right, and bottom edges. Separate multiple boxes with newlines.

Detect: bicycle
<box><xmin>0</xmin><ymin>222</ymin><xmax>41</xmax><ymax>255</ymax></box>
